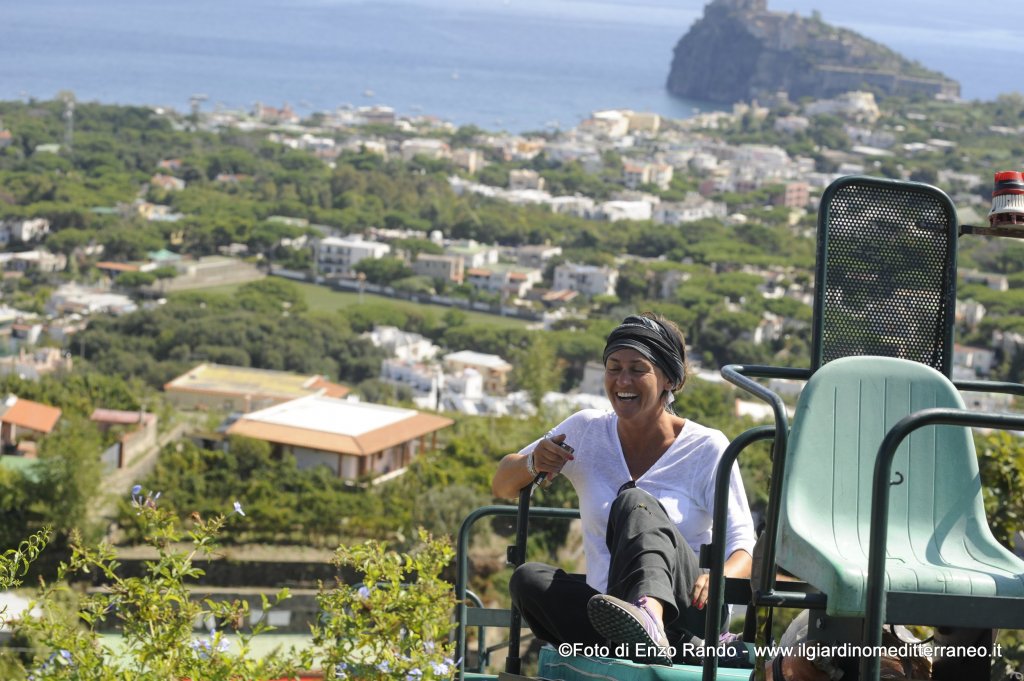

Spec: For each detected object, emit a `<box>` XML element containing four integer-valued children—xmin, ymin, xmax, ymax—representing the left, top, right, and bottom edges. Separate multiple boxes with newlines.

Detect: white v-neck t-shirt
<box><xmin>521</xmin><ymin>409</ymin><xmax>756</xmax><ymax>593</ymax></box>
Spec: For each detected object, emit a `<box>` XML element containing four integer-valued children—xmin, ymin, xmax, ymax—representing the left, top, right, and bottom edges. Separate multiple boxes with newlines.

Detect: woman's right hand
<box><xmin>531</xmin><ymin>433</ymin><xmax>575</xmax><ymax>481</ymax></box>
<box><xmin>492</xmin><ymin>433</ymin><xmax>575</xmax><ymax>498</ymax></box>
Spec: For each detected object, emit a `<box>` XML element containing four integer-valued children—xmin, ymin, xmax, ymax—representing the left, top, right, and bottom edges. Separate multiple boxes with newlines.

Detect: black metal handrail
<box><xmin>863</xmin><ymin>408</ymin><xmax>1024</xmax><ymax>681</ymax></box>
<box><xmin>454</xmin><ymin>504</ymin><xmax>580</xmax><ymax>680</ymax></box>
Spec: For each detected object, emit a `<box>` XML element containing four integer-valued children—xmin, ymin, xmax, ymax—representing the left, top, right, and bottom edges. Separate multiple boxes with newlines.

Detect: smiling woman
<box><xmin>491</xmin><ymin>312</ymin><xmax>755</xmax><ymax>666</ymax></box>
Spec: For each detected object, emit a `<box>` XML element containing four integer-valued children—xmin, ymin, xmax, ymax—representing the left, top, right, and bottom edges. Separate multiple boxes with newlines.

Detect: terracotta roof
<box><xmin>542</xmin><ymin>289</ymin><xmax>579</xmax><ymax>302</ymax></box>
<box><xmin>307</xmin><ymin>377</ymin><xmax>351</xmax><ymax>398</ymax></box>
<box><xmin>95</xmin><ymin>261</ymin><xmax>141</xmax><ymax>273</ymax></box>
<box><xmin>90</xmin><ymin>408</ymin><xmax>156</xmax><ymax>426</ymax></box>
<box><xmin>1</xmin><ymin>398</ymin><xmax>61</xmax><ymax>434</ymax></box>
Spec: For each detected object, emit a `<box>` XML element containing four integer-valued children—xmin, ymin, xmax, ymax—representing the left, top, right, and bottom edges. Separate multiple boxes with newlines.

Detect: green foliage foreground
<box><xmin>1</xmin><ymin>494</ymin><xmax>457</xmax><ymax>680</ymax></box>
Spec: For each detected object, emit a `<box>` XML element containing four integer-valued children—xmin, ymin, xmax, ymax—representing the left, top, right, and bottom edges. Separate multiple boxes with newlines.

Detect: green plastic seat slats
<box><xmin>777</xmin><ymin>356</ymin><xmax>1024</xmax><ymax>618</ymax></box>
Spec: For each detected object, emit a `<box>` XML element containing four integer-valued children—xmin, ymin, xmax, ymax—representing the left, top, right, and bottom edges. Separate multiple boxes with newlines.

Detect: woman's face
<box><xmin>604</xmin><ymin>348</ymin><xmax>671</xmax><ymax>420</ymax></box>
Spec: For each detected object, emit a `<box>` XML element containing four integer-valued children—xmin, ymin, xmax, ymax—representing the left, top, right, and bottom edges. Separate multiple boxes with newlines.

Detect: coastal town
<box><xmin>0</xmin><ymin>78</ymin><xmax>1023</xmax><ymax>677</ymax></box>
<box><xmin>1</xmin><ymin>87</ymin><xmax>1020</xmax><ymax>433</ymax></box>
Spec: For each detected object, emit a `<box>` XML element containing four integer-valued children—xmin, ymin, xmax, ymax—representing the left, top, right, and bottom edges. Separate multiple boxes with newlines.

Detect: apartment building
<box><xmin>413</xmin><ymin>253</ymin><xmax>464</xmax><ymax>284</ymax></box>
<box><xmin>315</xmin><ymin>236</ymin><xmax>390</xmax><ymax>277</ymax></box>
<box><xmin>552</xmin><ymin>263</ymin><xmax>619</xmax><ymax>297</ymax></box>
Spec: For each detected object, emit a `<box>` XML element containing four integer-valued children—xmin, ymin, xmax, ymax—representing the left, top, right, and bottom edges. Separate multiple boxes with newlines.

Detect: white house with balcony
<box><xmin>445</xmin><ymin>240</ymin><xmax>499</xmax><ymax>269</ymax></box>
<box><xmin>315</xmin><ymin>236</ymin><xmax>390</xmax><ymax>277</ymax></box>
<box><xmin>553</xmin><ymin>263</ymin><xmax>619</xmax><ymax>297</ymax></box>
<box><xmin>0</xmin><ymin>218</ymin><xmax>50</xmax><ymax>245</ymax></box>
<box><xmin>443</xmin><ymin>351</ymin><xmax>513</xmax><ymax>396</ymax></box>
<box><xmin>653</xmin><ymin>194</ymin><xmax>727</xmax><ymax>225</ymax></box>
<box><xmin>363</xmin><ymin>326</ymin><xmax>439</xmax><ymax>362</ymax></box>
<box><xmin>509</xmin><ymin>169</ymin><xmax>545</xmax><ymax>192</ymax></box>
<box><xmin>465</xmin><ymin>264</ymin><xmax>542</xmax><ymax>299</ymax></box>
<box><xmin>623</xmin><ymin>161</ymin><xmax>673</xmax><ymax>191</ymax></box>
<box><xmin>400</xmin><ymin>138</ymin><xmax>450</xmax><ymax>162</ymax></box>
<box><xmin>549</xmin><ymin>195</ymin><xmax>596</xmax><ymax>219</ymax></box>
<box><xmin>598</xmin><ymin>200</ymin><xmax>652</xmax><ymax>222</ymax></box>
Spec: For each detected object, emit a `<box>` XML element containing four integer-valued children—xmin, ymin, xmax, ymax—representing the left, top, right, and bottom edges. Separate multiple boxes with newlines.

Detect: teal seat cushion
<box><xmin>537</xmin><ymin>645</ymin><xmax>752</xmax><ymax>680</ymax></box>
<box><xmin>777</xmin><ymin>356</ymin><xmax>1024</xmax><ymax>617</ymax></box>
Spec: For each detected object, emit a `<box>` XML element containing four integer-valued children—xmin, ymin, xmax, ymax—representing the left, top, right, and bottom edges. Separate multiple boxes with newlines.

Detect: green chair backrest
<box><xmin>811</xmin><ymin>176</ymin><xmax>959</xmax><ymax>376</ymax></box>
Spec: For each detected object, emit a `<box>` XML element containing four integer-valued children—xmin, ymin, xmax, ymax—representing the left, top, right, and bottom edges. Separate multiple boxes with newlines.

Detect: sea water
<box><xmin>2</xmin><ymin>0</ymin><xmax>1022</xmax><ymax>132</ymax></box>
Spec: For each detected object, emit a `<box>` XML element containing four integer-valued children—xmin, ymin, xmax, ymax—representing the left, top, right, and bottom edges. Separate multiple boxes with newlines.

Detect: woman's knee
<box><xmin>610</xmin><ymin>485</ymin><xmax>667</xmax><ymax>521</ymax></box>
<box><xmin>509</xmin><ymin>562</ymin><xmax>553</xmax><ymax>604</ymax></box>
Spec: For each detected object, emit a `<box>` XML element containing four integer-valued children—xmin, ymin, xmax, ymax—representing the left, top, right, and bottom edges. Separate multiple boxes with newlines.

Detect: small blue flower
<box><xmin>357</xmin><ymin>585</ymin><xmax>371</xmax><ymax>600</ymax></box>
<box><xmin>335</xmin><ymin>661</ymin><xmax>349</xmax><ymax>679</ymax></box>
<box><xmin>406</xmin><ymin>669</ymin><xmax>423</xmax><ymax>680</ymax></box>
<box><xmin>233</xmin><ymin>500</ymin><xmax>245</xmax><ymax>516</ymax></box>
<box><xmin>131</xmin><ymin>484</ymin><xmax>142</xmax><ymax>496</ymax></box>
<box><xmin>432</xmin><ymin>657</ymin><xmax>459</xmax><ymax>675</ymax></box>
<box><xmin>376</xmin><ymin>660</ymin><xmax>390</xmax><ymax>673</ymax></box>
<box><xmin>59</xmin><ymin>649</ymin><xmax>72</xmax><ymax>662</ymax></box>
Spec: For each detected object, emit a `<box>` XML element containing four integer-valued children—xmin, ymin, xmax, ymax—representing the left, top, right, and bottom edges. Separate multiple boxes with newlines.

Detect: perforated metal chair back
<box><xmin>811</xmin><ymin>176</ymin><xmax>959</xmax><ymax>375</ymax></box>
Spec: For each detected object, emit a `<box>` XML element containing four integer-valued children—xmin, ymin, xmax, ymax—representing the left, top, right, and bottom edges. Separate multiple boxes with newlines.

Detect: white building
<box><xmin>961</xmin><ymin>269</ymin><xmax>1008</xmax><ymax>292</ymax></box>
<box><xmin>412</xmin><ymin>253</ymin><xmax>464</xmax><ymax>284</ymax></box>
<box><xmin>599</xmin><ymin>200</ymin><xmax>652</xmax><ymax>222</ymax></box>
<box><xmin>452</xmin><ymin>148</ymin><xmax>484</xmax><ymax>173</ymax></box>
<box><xmin>443</xmin><ymin>351</ymin><xmax>513</xmax><ymax>395</ymax></box>
<box><xmin>804</xmin><ymin>91</ymin><xmax>881</xmax><ymax>123</ymax></box>
<box><xmin>226</xmin><ymin>394</ymin><xmax>452</xmax><ymax>480</ymax></box>
<box><xmin>623</xmin><ymin>161</ymin><xmax>673</xmax><ymax>191</ymax></box>
<box><xmin>509</xmin><ymin>169</ymin><xmax>545</xmax><ymax>192</ymax></box>
<box><xmin>653</xmin><ymin>194</ymin><xmax>727</xmax><ymax>225</ymax></box>
<box><xmin>953</xmin><ymin>344</ymin><xmax>996</xmax><ymax>378</ymax></box>
<box><xmin>0</xmin><ymin>218</ymin><xmax>50</xmax><ymax>245</ymax></box>
<box><xmin>400</xmin><ymin>138</ymin><xmax>450</xmax><ymax>162</ymax></box>
<box><xmin>363</xmin><ymin>326</ymin><xmax>439</xmax><ymax>362</ymax></box>
<box><xmin>553</xmin><ymin>263</ymin><xmax>619</xmax><ymax>297</ymax></box>
<box><xmin>380</xmin><ymin>359</ymin><xmax>441</xmax><ymax>408</ymax></box>
<box><xmin>549</xmin><ymin>195</ymin><xmax>596</xmax><ymax>219</ymax></box>
<box><xmin>627</xmin><ymin>112</ymin><xmax>661</xmax><ymax>134</ymax></box>
<box><xmin>0</xmin><ymin>250</ymin><xmax>67</xmax><ymax>273</ymax></box>
<box><xmin>465</xmin><ymin>264</ymin><xmax>542</xmax><ymax>299</ymax></box>
<box><xmin>445</xmin><ymin>240</ymin><xmax>500</xmax><ymax>269</ymax></box>
<box><xmin>315</xmin><ymin>236</ymin><xmax>390</xmax><ymax>277</ymax></box>
<box><xmin>47</xmin><ymin>284</ymin><xmax>137</xmax><ymax>316</ymax></box>
<box><xmin>578</xmin><ymin>360</ymin><xmax>607</xmax><ymax>397</ymax></box>
<box><xmin>774</xmin><ymin>115</ymin><xmax>810</xmax><ymax>135</ymax></box>
<box><xmin>956</xmin><ymin>299</ymin><xmax>986</xmax><ymax>330</ymax></box>
<box><xmin>511</xmin><ymin>243</ymin><xmax>563</xmax><ymax>269</ymax></box>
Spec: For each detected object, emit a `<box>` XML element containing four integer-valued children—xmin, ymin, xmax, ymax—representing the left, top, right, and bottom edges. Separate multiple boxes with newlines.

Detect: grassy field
<box><xmin>178</xmin><ymin>279</ymin><xmax>531</xmax><ymax>329</ymax></box>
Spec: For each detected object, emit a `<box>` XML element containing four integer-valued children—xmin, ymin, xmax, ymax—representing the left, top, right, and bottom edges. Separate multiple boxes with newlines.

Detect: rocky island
<box><xmin>666</xmin><ymin>0</ymin><xmax>960</xmax><ymax>105</ymax></box>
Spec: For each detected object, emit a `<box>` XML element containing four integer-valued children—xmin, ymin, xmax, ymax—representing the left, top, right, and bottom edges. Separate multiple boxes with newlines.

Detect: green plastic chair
<box><xmin>713</xmin><ymin>177</ymin><xmax>1024</xmax><ymax>680</ymax></box>
<box><xmin>776</xmin><ymin>355</ymin><xmax>1024</xmax><ymax>678</ymax></box>
<box><xmin>779</xmin><ymin>355</ymin><xmax>1024</xmax><ymax>617</ymax></box>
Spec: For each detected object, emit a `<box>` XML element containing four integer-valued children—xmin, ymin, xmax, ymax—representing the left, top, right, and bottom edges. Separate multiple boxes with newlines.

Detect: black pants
<box><xmin>509</xmin><ymin>486</ymin><xmax>709</xmax><ymax>650</ymax></box>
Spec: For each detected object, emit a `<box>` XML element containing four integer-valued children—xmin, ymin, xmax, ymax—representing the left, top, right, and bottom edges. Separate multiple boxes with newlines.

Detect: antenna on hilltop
<box><xmin>61</xmin><ymin>92</ymin><xmax>76</xmax><ymax>153</ymax></box>
<box><xmin>189</xmin><ymin>93</ymin><xmax>208</xmax><ymax>127</ymax></box>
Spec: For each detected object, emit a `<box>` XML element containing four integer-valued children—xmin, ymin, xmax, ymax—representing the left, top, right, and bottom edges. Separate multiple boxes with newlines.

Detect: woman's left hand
<box><xmin>691</xmin><ymin>549</ymin><xmax>752</xmax><ymax>612</ymax></box>
<box><xmin>690</xmin><ymin>573</ymin><xmax>709</xmax><ymax>610</ymax></box>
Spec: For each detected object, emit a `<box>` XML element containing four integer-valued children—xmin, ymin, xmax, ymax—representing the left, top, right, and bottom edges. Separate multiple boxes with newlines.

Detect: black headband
<box><xmin>602</xmin><ymin>316</ymin><xmax>685</xmax><ymax>389</ymax></box>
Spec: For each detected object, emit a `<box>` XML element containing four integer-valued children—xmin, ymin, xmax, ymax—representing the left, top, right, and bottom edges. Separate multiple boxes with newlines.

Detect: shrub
<box><xmin>305</xmin><ymin>529</ymin><xmax>458</xmax><ymax>680</ymax></box>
